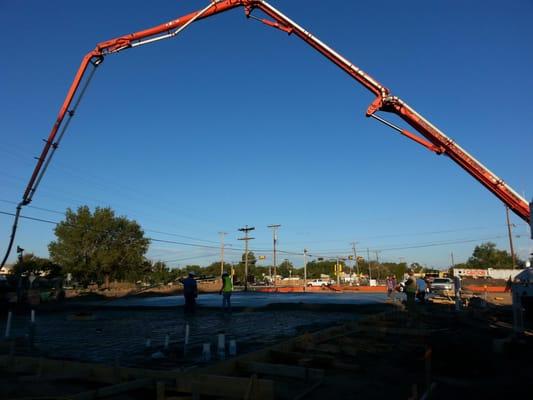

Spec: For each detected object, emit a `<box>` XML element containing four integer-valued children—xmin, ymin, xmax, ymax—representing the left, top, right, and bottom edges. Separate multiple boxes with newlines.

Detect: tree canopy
<box><xmin>12</xmin><ymin>253</ymin><xmax>62</xmax><ymax>277</ymax></box>
<box><xmin>466</xmin><ymin>242</ymin><xmax>523</xmax><ymax>269</ymax></box>
<box><xmin>48</xmin><ymin>206</ymin><xmax>149</xmax><ymax>286</ymax></box>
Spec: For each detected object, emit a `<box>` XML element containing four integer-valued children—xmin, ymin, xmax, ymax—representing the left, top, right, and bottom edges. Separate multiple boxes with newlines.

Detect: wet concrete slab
<box><xmin>1</xmin><ymin>293</ymin><xmax>389</xmax><ymax>367</ymax></box>
<box><xmin>91</xmin><ymin>291</ymin><xmax>388</xmax><ymax>308</ymax></box>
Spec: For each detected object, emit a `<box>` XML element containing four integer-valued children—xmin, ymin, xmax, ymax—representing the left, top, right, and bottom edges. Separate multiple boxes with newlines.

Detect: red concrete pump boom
<box><xmin>2</xmin><ymin>0</ymin><xmax>531</xmax><ymax>267</ymax></box>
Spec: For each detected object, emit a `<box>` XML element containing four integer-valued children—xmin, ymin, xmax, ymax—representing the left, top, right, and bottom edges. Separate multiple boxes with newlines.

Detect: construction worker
<box><xmin>182</xmin><ymin>272</ymin><xmax>198</xmax><ymax>314</ymax></box>
<box><xmin>404</xmin><ymin>270</ymin><xmax>417</xmax><ymax>310</ymax></box>
<box><xmin>219</xmin><ymin>272</ymin><xmax>233</xmax><ymax>312</ymax></box>
<box><xmin>416</xmin><ymin>276</ymin><xmax>427</xmax><ymax>304</ymax></box>
<box><xmin>505</xmin><ymin>275</ymin><xmax>512</xmax><ymax>292</ymax></box>
<box><xmin>386</xmin><ymin>276</ymin><xmax>396</xmax><ymax>298</ymax></box>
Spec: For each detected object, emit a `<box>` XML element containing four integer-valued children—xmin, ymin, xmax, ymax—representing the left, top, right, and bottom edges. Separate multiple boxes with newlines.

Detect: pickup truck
<box><xmin>307</xmin><ymin>279</ymin><xmax>331</xmax><ymax>287</ymax></box>
<box><xmin>430</xmin><ymin>278</ymin><xmax>455</xmax><ymax>295</ymax></box>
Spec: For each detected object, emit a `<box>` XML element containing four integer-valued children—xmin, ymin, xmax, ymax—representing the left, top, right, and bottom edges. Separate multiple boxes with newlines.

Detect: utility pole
<box><xmin>505</xmin><ymin>206</ymin><xmax>516</xmax><ymax>269</ymax></box>
<box><xmin>303</xmin><ymin>249</ymin><xmax>308</xmax><ymax>291</ymax></box>
<box><xmin>374</xmin><ymin>251</ymin><xmax>380</xmax><ymax>279</ymax></box>
<box><xmin>367</xmin><ymin>248</ymin><xmax>371</xmax><ymax>280</ymax></box>
<box><xmin>351</xmin><ymin>242</ymin><xmax>359</xmax><ymax>276</ymax></box>
<box><xmin>450</xmin><ymin>252</ymin><xmax>455</xmax><ymax>268</ymax></box>
<box><xmin>238</xmin><ymin>225</ymin><xmax>255</xmax><ymax>292</ymax></box>
<box><xmin>218</xmin><ymin>231</ymin><xmax>227</xmax><ymax>276</ymax></box>
<box><xmin>336</xmin><ymin>257</ymin><xmax>340</xmax><ymax>286</ymax></box>
<box><xmin>267</xmin><ymin>224</ymin><xmax>281</xmax><ymax>286</ymax></box>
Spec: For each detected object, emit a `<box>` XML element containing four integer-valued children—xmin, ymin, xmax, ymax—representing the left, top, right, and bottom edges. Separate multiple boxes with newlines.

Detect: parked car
<box><xmin>307</xmin><ymin>279</ymin><xmax>331</xmax><ymax>287</ymax></box>
<box><xmin>430</xmin><ymin>278</ymin><xmax>454</xmax><ymax>294</ymax></box>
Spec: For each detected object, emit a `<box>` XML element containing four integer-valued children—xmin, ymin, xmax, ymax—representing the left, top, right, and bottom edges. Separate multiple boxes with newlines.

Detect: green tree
<box><xmin>238</xmin><ymin>251</ymin><xmax>257</xmax><ymax>282</ymax></box>
<box><xmin>12</xmin><ymin>253</ymin><xmax>62</xmax><ymax>278</ymax></box>
<box><xmin>184</xmin><ymin>265</ymin><xmax>202</xmax><ymax>276</ymax></box>
<box><xmin>204</xmin><ymin>261</ymin><xmax>227</xmax><ymax>277</ymax></box>
<box><xmin>306</xmin><ymin>260</ymin><xmax>337</xmax><ymax>278</ymax></box>
<box><xmin>467</xmin><ymin>242</ymin><xmax>522</xmax><ymax>269</ymax></box>
<box><xmin>381</xmin><ymin>262</ymin><xmax>408</xmax><ymax>281</ymax></box>
<box><xmin>240</xmin><ymin>251</ymin><xmax>257</xmax><ymax>266</ymax></box>
<box><xmin>147</xmin><ymin>260</ymin><xmax>179</xmax><ymax>284</ymax></box>
<box><xmin>48</xmin><ymin>206</ymin><xmax>149</xmax><ymax>287</ymax></box>
<box><xmin>277</xmin><ymin>259</ymin><xmax>294</xmax><ymax>278</ymax></box>
<box><xmin>409</xmin><ymin>262</ymin><xmax>424</xmax><ymax>273</ymax></box>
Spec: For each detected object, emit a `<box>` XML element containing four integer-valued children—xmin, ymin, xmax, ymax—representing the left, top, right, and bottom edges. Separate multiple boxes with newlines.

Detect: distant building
<box><xmin>453</xmin><ymin>268</ymin><xmax>523</xmax><ymax>280</ymax></box>
<box><xmin>0</xmin><ymin>264</ymin><xmax>13</xmax><ymax>275</ymax></box>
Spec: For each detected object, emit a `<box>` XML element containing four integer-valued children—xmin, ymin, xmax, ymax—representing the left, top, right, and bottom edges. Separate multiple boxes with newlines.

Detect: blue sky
<box><xmin>1</xmin><ymin>0</ymin><xmax>532</xmax><ymax>269</ymax></box>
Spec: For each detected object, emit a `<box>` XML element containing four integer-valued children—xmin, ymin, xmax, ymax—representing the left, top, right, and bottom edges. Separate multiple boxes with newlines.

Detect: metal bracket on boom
<box><xmin>369</xmin><ymin>113</ymin><xmax>444</xmax><ymax>154</ymax></box>
<box><xmin>245</xmin><ymin>8</ymin><xmax>293</xmax><ymax>34</ymax></box>
<box><xmin>91</xmin><ymin>55</ymin><xmax>104</xmax><ymax>67</ymax></box>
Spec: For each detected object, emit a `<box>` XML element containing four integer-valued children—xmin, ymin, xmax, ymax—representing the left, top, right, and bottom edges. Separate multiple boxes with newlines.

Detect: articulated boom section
<box><xmin>381</xmin><ymin>97</ymin><xmax>530</xmax><ymax>224</ymax></box>
<box><xmin>21</xmin><ymin>0</ymin><xmax>245</xmax><ymax>205</ymax></box>
<box><xmin>2</xmin><ymin>0</ymin><xmax>530</xmax><ymax>268</ymax></box>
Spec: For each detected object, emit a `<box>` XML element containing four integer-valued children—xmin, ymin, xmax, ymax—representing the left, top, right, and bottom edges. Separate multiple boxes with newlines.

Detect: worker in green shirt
<box><xmin>219</xmin><ymin>272</ymin><xmax>233</xmax><ymax>312</ymax></box>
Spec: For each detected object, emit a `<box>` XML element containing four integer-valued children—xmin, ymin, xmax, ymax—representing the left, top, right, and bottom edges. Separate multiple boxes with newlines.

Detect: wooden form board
<box><xmin>175</xmin><ymin>374</ymin><xmax>275</xmax><ymax>399</ymax></box>
<box><xmin>237</xmin><ymin>361</ymin><xmax>324</xmax><ymax>381</ymax></box>
<box><xmin>0</xmin><ymin>355</ymin><xmax>182</xmax><ymax>383</ymax></box>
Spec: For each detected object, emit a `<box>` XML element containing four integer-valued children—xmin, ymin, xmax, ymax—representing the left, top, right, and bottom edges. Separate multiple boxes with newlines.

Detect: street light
<box><xmin>16</xmin><ymin>246</ymin><xmax>24</xmax><ymax>264</ymax></box>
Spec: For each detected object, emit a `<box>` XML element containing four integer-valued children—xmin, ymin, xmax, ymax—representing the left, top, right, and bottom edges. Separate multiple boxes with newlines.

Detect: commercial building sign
<box><xmin>453</xmin><ymin>269</ymin><xmax>488</xmax><ymax>278</ymax></box>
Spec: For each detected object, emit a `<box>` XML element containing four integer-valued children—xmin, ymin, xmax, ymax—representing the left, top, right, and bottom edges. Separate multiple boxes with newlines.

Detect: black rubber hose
<box><xmin>0</xmin><ymin>203</ymin><xmax>22</xmax><ymax>268</ymax></box>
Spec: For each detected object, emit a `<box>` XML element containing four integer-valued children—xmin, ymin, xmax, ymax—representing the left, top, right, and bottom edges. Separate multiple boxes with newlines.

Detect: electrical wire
<box><xmin>0</xmin><ymin>210</ymin><xmax>222</xmax><ymax>251</ymax></box>
<box><xmin>163</xmin><ymin>253</ymin><xmax>220</xmax><ymax>264</ymax></box>
<box><xmin>0</xmin><ymin>166</ymin><xmax>231</xmax><ymax>235</ymax></box>
<box><xmin>1</xmin><ymin>208</ymin><xmax>519</xmax><ymax>268</ymax></box>
<box><xmin>0</xmin><ymin>198</ymin><xmax>222</xmax><ymax>245</ymax></box>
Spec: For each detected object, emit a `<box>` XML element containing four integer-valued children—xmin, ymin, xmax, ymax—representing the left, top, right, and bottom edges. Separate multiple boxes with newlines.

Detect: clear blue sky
<box><xmin>1</xmin><ymin>0</ymin><xmax>532</xmax><ymax>269</ymax></box>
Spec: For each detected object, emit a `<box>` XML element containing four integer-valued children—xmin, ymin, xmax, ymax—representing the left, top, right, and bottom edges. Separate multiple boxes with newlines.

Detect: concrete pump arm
<box><xmin>2</xmin><ymin>0</ymin><xmax>531</xmax><ymax>267</ymax></box>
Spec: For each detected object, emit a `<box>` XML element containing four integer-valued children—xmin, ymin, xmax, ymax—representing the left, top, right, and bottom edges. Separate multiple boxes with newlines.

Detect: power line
<box><xmin>0</xmin><ymin>209</ymin><xmax>519</xmax><ymax>264</ymax></box>
<box><xmin>6</xmin><ymin>167</ymin><xmax>525</xmax><ymax>247</ymax></box>
<box><xmin>0</xmin><ymin>159</ymin><xmax>228</xmax><ymax>231</ymax></box>
<box><xmin>4</xmin><ymin>181</ymin><xmax>527</xmax><ymax>254</ymax></box>
<box><xmin>273</xmin><ymin>225</ymin><xmax>510</xmax><ymax>245</ymax></box>
<box><xmin>374</xmin><ymin>235</ymin><xmax>509</xmax><ymax>252</ymax></box>
<box><xmin>0</xmin><ymin>198</ymin><xmax>66</xmax><ymax>216</ymax></box>
<box><xmin>0</xmin><ymin>199</ymin><xmax>222</xmax><ymax>245</ymax></box>
<box><xmin>162</xmin><ymin>253</ymin><xmax>220</xmax><ymax>264</ymax></box>
<box><xmin>0</xmin><ymin>210</ymin><xmax>222</xmax><ymax>250</ymax></box>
